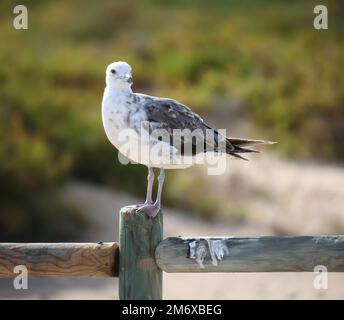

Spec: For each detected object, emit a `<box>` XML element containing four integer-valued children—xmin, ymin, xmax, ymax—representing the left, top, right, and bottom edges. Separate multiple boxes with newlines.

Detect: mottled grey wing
<box><xmin>144</xmin><ymin>98</ymin><xmax>231</xmax><ymax>155</ymax></box>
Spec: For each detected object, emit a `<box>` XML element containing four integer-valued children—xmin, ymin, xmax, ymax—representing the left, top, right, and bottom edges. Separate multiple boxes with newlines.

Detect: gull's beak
<box><xmin>125</xmin><ymin>74</ymin><xmax>133</xmax><ymax>84</ymax></box>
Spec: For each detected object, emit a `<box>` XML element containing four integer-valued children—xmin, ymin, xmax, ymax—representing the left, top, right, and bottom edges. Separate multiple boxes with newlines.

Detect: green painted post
<box><xmin>119</xmin><ymin>205</ymin><xmax>163</xmax><ymax>300</ymax></box>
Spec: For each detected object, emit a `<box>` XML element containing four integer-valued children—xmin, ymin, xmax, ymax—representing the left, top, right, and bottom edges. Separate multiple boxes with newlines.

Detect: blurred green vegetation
<box><xmin>0</xmin><ymin>0</ymin><xmax>343</xmax><ymax>239</ymax></box>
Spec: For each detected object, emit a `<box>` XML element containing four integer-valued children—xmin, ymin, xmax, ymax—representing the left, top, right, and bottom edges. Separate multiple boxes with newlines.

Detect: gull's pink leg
<box><xmin>137</xmin><ymin>168</ymin><xmax>165</xmax><ymax>218</ymax></box>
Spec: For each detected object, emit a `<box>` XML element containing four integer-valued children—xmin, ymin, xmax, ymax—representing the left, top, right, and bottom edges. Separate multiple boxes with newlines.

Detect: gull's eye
<box><xmin>111</xmin><ymin>69</ymin><xmax>116</xmax><ymax>74</ymax></box>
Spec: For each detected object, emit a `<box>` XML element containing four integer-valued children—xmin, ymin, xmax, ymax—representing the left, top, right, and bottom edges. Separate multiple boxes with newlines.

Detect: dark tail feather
<box><xmin>227</xmin><ymin>137</ymin><xmax>277</xmax><ymax>146</ymax></box>
<box><xmin>230</xmin><ymin>152</ymin><xmax>249</xmax><ymax>161</ymax></box>
<box><xmin>226</xmin><ymin>137</ymin><xmax>276</xmax><ymax>160</ymax></box>
<box><xmin>233</xmin><ymin>145</ymin><xmax>261</xmax><ymax>153</ymax></box>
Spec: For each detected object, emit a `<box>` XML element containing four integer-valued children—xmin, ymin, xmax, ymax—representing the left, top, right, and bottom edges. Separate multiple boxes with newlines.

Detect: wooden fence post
<box><xmin>119</xmin><ymin>206</ymin><xmax>163</xmax><ymax>300</ymax></box>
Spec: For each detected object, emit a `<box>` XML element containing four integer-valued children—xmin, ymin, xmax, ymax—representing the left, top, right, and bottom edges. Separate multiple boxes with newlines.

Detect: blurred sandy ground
<box><xmin>1</xmin><ymin>155</ymin><xmax>344</xmax><ymax>300</ymax></box>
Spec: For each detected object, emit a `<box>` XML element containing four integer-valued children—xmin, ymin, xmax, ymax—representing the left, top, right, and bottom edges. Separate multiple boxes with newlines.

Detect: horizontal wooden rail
<box><xmin>0</xmin><ymin>242</ymin><xmax>119</xmax><ymax>278</ymax></box>
<box><xmin>1</xmin><ymin>236</ymin><xmax>344</xmax><ymax>280</ymax></box>
<box><xmin>155</xmin><ymin>236</ymin><xmax>344</xmax><ymax>272</ymax></box>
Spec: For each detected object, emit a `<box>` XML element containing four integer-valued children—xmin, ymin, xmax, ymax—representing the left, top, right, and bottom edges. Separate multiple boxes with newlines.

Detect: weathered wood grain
<box><xmin>0</xmin><ymin>242</ymin><xmax>118</xmax><ymax>277</ymax></box>
<box><xmin>119</xmin><ymin>206</ymin><xmax>163</xmax><ymax>300</ymax></box>
<box><xmin>155</xmin><ymin>236</ymin><xmax>344</xmax><ymax>272</ymax></box>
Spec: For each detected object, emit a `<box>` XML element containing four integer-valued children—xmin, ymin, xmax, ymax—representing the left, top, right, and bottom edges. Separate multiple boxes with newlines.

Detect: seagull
<box><xmin>102</xmin><ymin>61</ymin><xmax>275</xmax><ymax>218</ymax></box>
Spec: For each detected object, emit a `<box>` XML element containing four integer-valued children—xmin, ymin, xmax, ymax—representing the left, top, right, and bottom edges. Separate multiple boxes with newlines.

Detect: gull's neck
<box><xmin>106</xmin><ymin>85</ymin><xmax>133</xmax><ymax>97</ymax></box>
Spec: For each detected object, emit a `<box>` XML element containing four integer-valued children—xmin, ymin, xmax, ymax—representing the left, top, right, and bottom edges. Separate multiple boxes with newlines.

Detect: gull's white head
<box><xmin>106</xmin><ymin>61</ymin><xmax>133</xmax><ymax>89</ymax></box>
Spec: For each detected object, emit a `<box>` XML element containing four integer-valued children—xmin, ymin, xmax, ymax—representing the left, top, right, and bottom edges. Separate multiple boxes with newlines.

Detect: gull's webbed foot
<box><xmin>136</xmin><ymin>203</ymin><xmax>161</xmax><ymax>218</ymax></box>
<box><xmin>127</xmin><ymin>199</ymin><xmax>153</xmax><ymax>209</ymax></box>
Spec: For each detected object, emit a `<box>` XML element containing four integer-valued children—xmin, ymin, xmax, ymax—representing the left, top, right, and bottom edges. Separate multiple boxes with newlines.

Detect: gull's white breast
<box><xmin>102</xmin><ymin>87</ymin><xmax>129</xmax><ymax>148</ymax></box>
<box><xmin>102</xmin><ymin>88</ymin><xmax>150</xmax><ymax>166</ymax></box>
